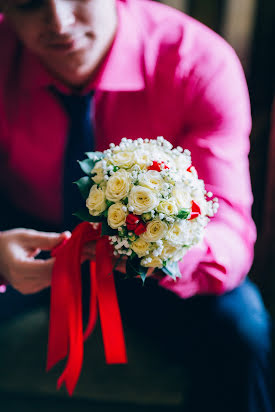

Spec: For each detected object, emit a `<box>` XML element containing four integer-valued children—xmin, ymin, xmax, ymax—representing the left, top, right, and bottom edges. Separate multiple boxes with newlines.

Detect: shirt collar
<box><xmin>20</xmin><ymin>0</ymin><xmax>145</xmax><ymax>93</ymax></box>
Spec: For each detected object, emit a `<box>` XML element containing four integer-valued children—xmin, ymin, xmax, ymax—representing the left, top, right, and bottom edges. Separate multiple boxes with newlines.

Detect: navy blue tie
<box><xmin>52</xmin><ymin>89</ymin><xmax>95</xmax><ymax>231</ymax></box>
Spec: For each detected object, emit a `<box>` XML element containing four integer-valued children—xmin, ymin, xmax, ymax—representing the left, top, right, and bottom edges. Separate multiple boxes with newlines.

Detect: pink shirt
<box><xmin>0</xmin><ymin>0</ymin><xmax>256</xmax><ymax>298</ymax></box>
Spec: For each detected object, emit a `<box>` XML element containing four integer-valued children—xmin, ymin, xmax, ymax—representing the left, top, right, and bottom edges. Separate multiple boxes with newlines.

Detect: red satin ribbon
<box><xmin>47</xmin><ymin>222</ymin><xmax>127</xmax><ymax>396</ymax></box>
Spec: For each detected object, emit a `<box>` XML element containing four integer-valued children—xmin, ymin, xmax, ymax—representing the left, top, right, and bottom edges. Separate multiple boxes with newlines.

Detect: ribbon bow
<box><xmin>47</xmin><ymin>222</ymin><xmax>127</xmax><ymax>395</ymax></box>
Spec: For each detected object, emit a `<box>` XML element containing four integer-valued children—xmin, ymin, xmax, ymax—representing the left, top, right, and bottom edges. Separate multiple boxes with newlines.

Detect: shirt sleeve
<box><xmin>158</xmin><ymin>39</ymin><xmax>257</xmax><ymax>298</ymax></box>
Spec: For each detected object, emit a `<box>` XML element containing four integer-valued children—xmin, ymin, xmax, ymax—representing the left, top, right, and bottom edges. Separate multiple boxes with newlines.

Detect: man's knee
<box><xmin>212</xmin><ymin>279</ymin><xmax>272</xmax><ymax>356</ymax></box>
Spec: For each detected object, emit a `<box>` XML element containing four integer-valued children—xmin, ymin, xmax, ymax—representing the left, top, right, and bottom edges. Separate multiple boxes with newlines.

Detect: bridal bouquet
<box><xmin>47</xmin><ymin>137</ymin><xmax>218</xmax><ymax>395</ymax></box>
<box><xmin>74</xmin><ymin>137</ymin><xmax>218</xmax><ymax>282</ymax></box>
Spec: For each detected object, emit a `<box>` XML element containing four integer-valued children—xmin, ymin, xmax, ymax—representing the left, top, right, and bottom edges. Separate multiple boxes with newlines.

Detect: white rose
<box><xmin>172</xmin><ymin>185</ymin><xmax>192</xmax><ymax>209</ymax></box>
<box><xmin>141</xmin><ymin>219</ymin><xmax>168</xmax><ymax>242</ymax></box>
<box><xmin>157</xmin><ymin>199</ymin><xmax>178</xmax><ymax>216</ymax></box>
<box><xmin>184</xmin><ymin>220</ymin><xmax>205</xmax><ymax>246</ymax></box>
<box><xmin>141</xmin><ymin>255</ymin><xmax>163</xmax><ymax>268</ymax></box>
<box><xmin>165</xmin><ymin>221</ymin><xmax>188</xmax><ymax>246</ymax></box>
<box><xmin>134</xmin><ymin>150</ymin><xmax>151</xmax><ymax>169</ymax></box>
<box><xmin>111</xmin><ymin>151</ymin><xmax>136</xmax><ymax>169</ymax></box>
<box><xmin>160</xmin><ymin>241</ymin><xmax>179</xmax><ymax>260</ymax></box>
<box><xmin>106</xmin><ymin>169</ymin><xmax>131</xmax><ymax>202</ymax></box>
<box><xmin>175</xmin><ymin>154</ymin><xmax>191</xmax><ymax>173</ymax></box>
<box><xmin>128</xmin><ymin>186</ymin><xmax>159</xmax><ymax>215</ymax></box>
<box><xmin>91</xmin><ymin>161</ymin><xmax>104</xmax><ymax>184</ymax></box>
<box><xmin>86</xmin><ymin>185</ymin><xmax>107</xmax><ymax>216</ymax></box>
<box><xmin>170</xmin><ymin>247</ymin><xmax>189</xmax><ymax>262</ymax></box>
<box><xmin>107</xmin><ymin>202</ymin><xmax>127</xmax><ymax>229</ymax></box>
<box><xmin>191</xmin><ymin>192</ymin><xmax>207</xmax><ymax>215</ymax></box>
<box><xmin>131</xmin><ymin>238</ymin><xmax>150</xmax><ymax>258</ymax></box>
<box><xmin>139</xmin><ymin>170</ymin><xmax>165</xmax><ymax>192</ymax></box>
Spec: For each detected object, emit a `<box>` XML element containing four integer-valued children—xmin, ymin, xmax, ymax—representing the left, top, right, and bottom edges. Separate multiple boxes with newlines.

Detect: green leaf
<box><xmin>85</xmin><ymin>151</ymin><xmax>104</xmax><ymax>161</ymax></box>
<box><xmin>73</xmin><ymin>208</ymin><xmax>103</xmax><ymax>223</ymax></box>
<box><xmin>101</xmin><ymin>220</ymin><xmax>117</xmax><ymax>236</ymax></box>
<box><xmin>78</xmin><ymin>158</ymin><xmax>97</xmax><ymax>176</ymax></box>
<box><xmin>126</xmin><ymin>256</ymin><xmax>148</xmax><ymax>284</ymax></box>
<box><xmin>140</xmin><ymin>271</ymin><xmax>147</xmax><ymax>285</ymax></box>
<box><xmin>177</xmin><ymin>208</ymin><xmax>190</xmax><ymax>220</ymax></box>
<box><xmin>162</xmin><ymin>261</ymin><xmax>182</xmax><ymax>281</ymax></box>
<box><xmin>129</xmin><ymin>251</ymin><xmax>137</xmax><ymax>260</ymax></box>
<box><xmin>106</xmin><ymin>200</ymin><xmax>115</xmax><ymax>208</ymax></box>
<box><xmin>74</xmin><ymin>176</ymin><xmax>92</xmax><ymax>200</ymax></box>
<box><xmin>103</xmin><ymin>209</ymin><xmax>109</xmax><ymax>218</ymax></box>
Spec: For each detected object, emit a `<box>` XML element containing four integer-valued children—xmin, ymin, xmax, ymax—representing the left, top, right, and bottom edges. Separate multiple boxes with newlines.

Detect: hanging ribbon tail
<box><xmin>55</xmin><ymin>227</ymin><xmax>84</xmax><ymax>395</ymax></box>
<box><xmin>96</xmin><ymin>237</ymin><xmax>128</xmax><ymax>364</ymax></box>
<box><xmin>47</xmin><ymin>222</ymin><xmax>101</xmax><ymax>395</ymax></box>
<box><xmin>46</xmin><ymin>222</ymin><xmax>127</xmax><ymax>395</ymax></box>
<box><xmin>46</xmin><ymin>239</ymin><xmax>71</xmax><ymax>371</ymax></box>
<box><xmin>83</xmin><ymin>261</ymin><xmax>98</xmax><ymax>341</ymax></box>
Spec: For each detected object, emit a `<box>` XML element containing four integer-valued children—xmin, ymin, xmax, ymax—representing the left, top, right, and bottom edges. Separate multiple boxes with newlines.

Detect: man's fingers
<box><xmin>25</xmin><ymin>230</ymin><xmax>71</xmax><ymax>251</ymax></box>
<box><xmin>15</xmin><ymin>277</ymin><xmax>51</xmax><ymax>295</ymax></box>
<box><xmin>20</xmin><ymin>257</ymin><xmax>55</xmax><ymax>280</ymax></box>
<box><xmin>12</xmin><ymin>259</ymin><xmax>53</xmax><ymax>294</ymax></box>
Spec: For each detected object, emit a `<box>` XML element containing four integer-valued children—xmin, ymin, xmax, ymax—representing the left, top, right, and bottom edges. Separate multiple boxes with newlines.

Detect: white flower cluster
<box><xmin>85</xmin><ymin>137</ymin><xmax>218</xmax><ymax>269</ymax></box>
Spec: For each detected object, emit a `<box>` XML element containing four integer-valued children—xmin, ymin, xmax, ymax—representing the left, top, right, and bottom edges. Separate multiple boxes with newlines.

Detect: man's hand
<box><xmin>0</xmin><ymin>228</ymin><xmax>71</xmax><ymax>295</ymax></box>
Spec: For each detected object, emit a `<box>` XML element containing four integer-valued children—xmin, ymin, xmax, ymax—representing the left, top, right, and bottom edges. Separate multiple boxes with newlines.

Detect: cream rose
<box><xmin>134</xmin><ymin>150</ymin><xmax>151</xmax><ymax>169</ymax></box>
<box><xmin>128</xmin><ymin>186</ymin><xmax>159</xmax><ymax>215</ymax></box>
<box><xmin>141</xmin><ymin>255</ymin><xmax>163</xmax><ymax>268</ymax></box>
<box><xmin>172</xmin><ymin>185</ymin><xmax>192</xmax><ymax>209</ymax></box>
<box><xmin>139</xmin><ymin>170</ymin><xmax>165</xmax><ymax>192</ymax></box>
<box><xmin>86</xmin><ymin>185</ymin><xmax>107</xmax><ymax>216</ymax></box>
<box><xmin>157</xmin><ymin>199</ymin><xmax>178</xmax><ymax>215</ymax></box>
<box><xmin>111</xmin><ymin>151</ymin><xmax>136</xmax><ymax>169</ymax></box>
<box><xmin>165</xmin><ymin>221</ymin><xmax>188</xmax><ymax>246</ymax></box>
<box><xmin>175</xmin><ymin>154</ymin><xmax>191</xmax><ymax>173</ymax></box>
<box><xmin>107</xmin><ymin>202</ymin><xmax>127</xmax><ymax>229</ymax></box>
<box><xmin>105</xmin><ymin>169</ymin><xmax>131</xmax><ymax>202</ymax></box>
<box><xmin>192</xmin><ymin>190</ymin><xmax>207</xmax><ymax>215</ymax></box>
<box><xmin>131</xmin><ymin>238</ymin><xmax>150</xmax><ymax>258</ymax></box>
<box><xmin>170</xmin><ymin>247</ymin><xmax>189</xmax><ymax>262</ymax></box>
<box><xmin>160</xmin><ymin>241</ymin><xmax>179</xmax><ymax>260</ymax></box>
<box><xmin>141</xmin><ymin>219</ymin><xmax>168</xmax><ymax>242</ymax></box>
<box><xmin>91</xmin><ymin>161</ymin><xmax>104</xmax><ymax>184</ymax></box>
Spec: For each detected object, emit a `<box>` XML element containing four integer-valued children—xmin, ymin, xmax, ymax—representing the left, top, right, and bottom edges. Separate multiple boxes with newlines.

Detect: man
<box><xmin>0</xmin><ymin>0</ymin><xmax>272</xmax><ymax>411</ymax></box>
